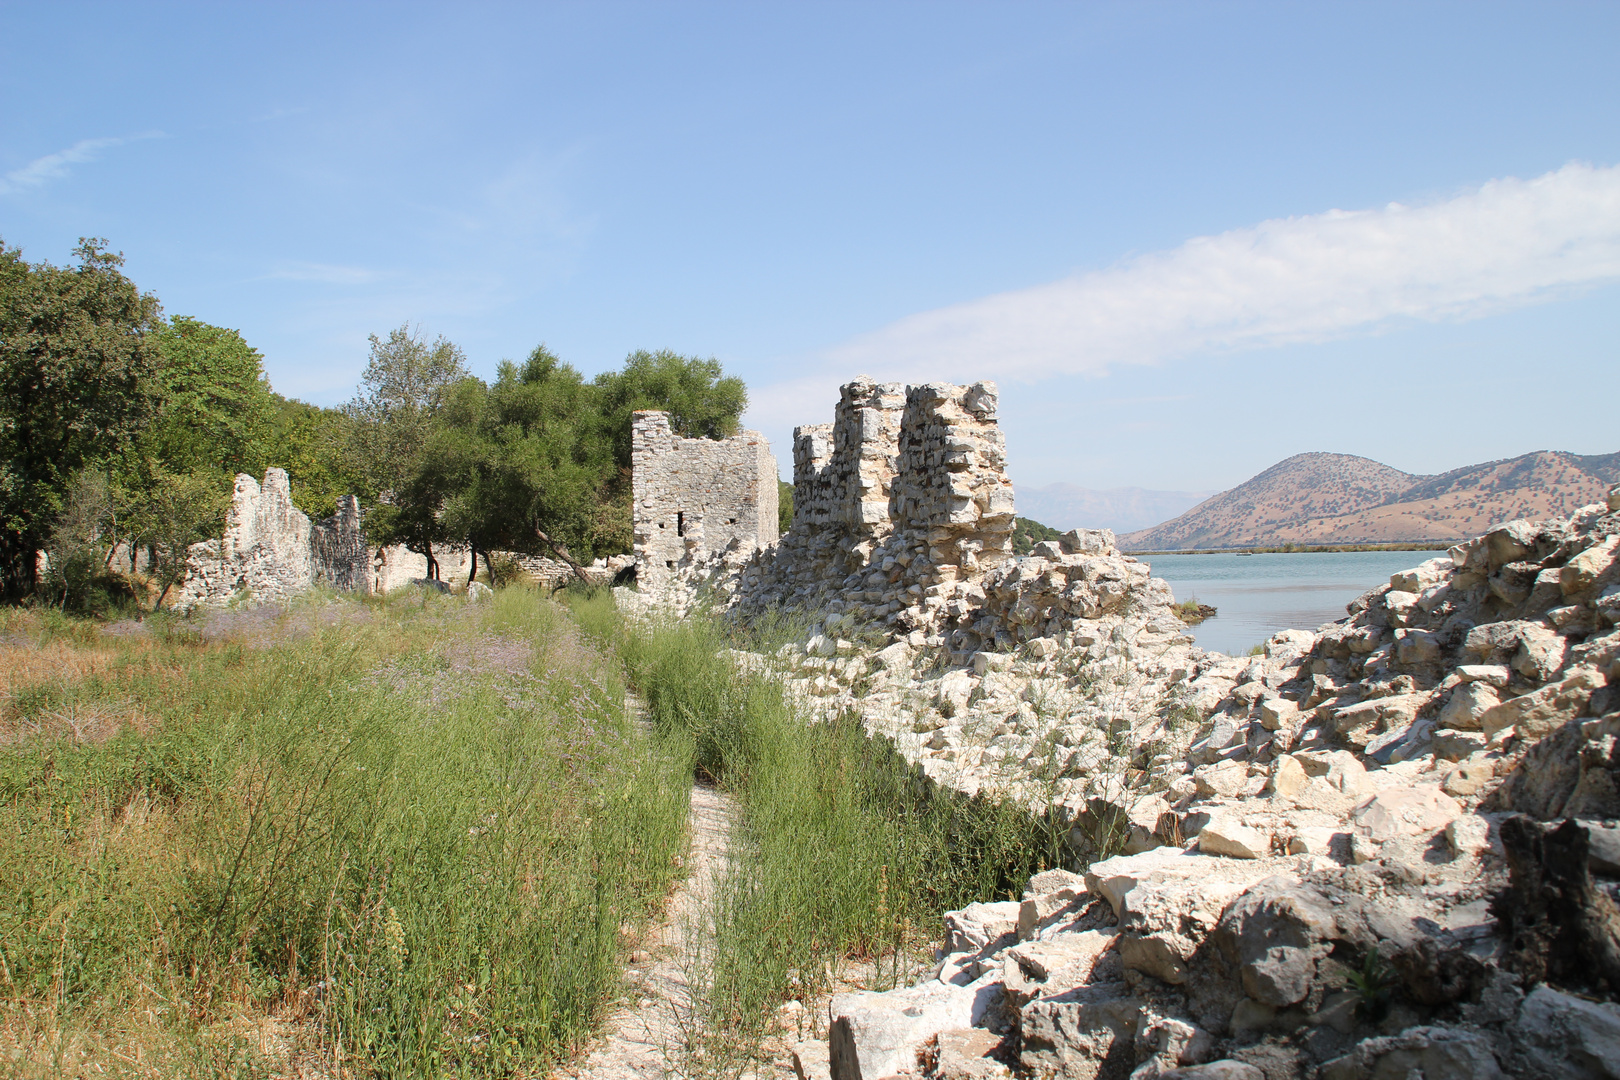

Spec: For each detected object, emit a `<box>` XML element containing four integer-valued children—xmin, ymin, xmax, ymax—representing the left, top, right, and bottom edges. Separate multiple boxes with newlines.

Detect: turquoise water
<box><xmin>1137</xmin><ymin>550</ymin><xmax>1443</xmax><ymax>657</ymax></box>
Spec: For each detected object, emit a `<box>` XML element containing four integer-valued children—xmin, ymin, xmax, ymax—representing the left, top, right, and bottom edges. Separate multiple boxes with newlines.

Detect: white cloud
<box><xmin>0</xmin><ymin>132</ymin><xmax>164</xmax><ymax>197</ymax></box>
<box><xmin>826</xmin><ymin>162</ymin><xmax>1620</xmax><ymax>383</ymax></box>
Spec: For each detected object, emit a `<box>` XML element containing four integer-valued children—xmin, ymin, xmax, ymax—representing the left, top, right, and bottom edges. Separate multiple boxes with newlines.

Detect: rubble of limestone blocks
<box><xmin>760</xmin><ymin>491</ymin><xmax>1620</xmax><ymax>1080</ymax></box>
<box><xmin>623</xmin><ymin>374</ymin><xmax>1620</xmax><ymax>1077</ymax></box>
<box><xmin>629</xmin><ymin>444</ymin><xmax>1620</xmax><ymax>1077</ymax></box>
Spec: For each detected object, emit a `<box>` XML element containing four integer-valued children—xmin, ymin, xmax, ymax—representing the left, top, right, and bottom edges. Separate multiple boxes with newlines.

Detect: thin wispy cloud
<box><xmin>826</xmin><ymin>161</ymin><xmax>1620</xmax><ymax>383</ymax></box>
<box><xmin>0</xmin><ymin>132</ymin><xmax>165</xmax><ymax>197</ymax></box>
<box><xmin>266</xmin><ymin>262</ymin><xmax>383</xmax><ymax>285</ymax></box>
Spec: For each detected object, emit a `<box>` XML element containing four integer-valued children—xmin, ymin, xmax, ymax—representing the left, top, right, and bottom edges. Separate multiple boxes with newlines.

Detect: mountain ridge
<box><xmin>1119</xmin><ymin>448</ymin><xmax>1617</xmax><ymax>550</ymax></box>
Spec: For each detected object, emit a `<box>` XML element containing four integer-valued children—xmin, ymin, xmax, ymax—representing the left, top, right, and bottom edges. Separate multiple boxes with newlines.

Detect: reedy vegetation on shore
<box><xmin>0</xmin><ymin>588</ymin><xmax>690</xmax><ymax>1077</ymax></box>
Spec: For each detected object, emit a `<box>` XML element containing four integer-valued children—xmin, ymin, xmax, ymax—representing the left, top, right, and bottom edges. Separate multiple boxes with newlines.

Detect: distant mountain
<box><xmin>1013</xmin><ymin>483</ymin><xmax>1216</xmax><ymax>534</ymax></box>
<box><xmin>1120</xmin><ymin>450</ymin><xmax>1618</xmax><ymax>551</ymax></box>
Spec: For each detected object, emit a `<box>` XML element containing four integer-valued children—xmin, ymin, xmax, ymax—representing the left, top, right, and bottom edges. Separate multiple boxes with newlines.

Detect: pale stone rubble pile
<box><xmin>625</xmin><ymin>379</ymin><xmax>1620</xmax><ymax>1079</ymax></box>
<box><xmin>779</xmin><ymin>502</ymin><xmax>1620</xmax><ymax>1080</ymax></box>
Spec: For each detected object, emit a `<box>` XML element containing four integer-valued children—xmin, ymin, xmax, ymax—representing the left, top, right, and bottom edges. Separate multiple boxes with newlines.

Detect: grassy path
<box><xmin>560</xmin><ymin>589</ymin><xmax>1069</xmax><ymax>1078</ymax></box>
<box><xmin>561</xmin><ymin>771</ymin><xmax>736</xmax><ymax>1080</ymax></box>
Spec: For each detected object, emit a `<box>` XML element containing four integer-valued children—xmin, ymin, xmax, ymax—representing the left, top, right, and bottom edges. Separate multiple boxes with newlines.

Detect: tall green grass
<box><xmin>565</xmin><ymin>588</ymin><xmax>1066</xmax><ymax>1055</ymax></box>
<box><xmin>0</xmin><ymin>588</ymin><xmax>691</xmax><ymax>1077</ymax></box>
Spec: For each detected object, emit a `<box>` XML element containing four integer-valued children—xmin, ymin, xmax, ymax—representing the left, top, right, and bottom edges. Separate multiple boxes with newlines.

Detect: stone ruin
<box><xmin>172</xmin><ymin>468</ymin><xmax>369</xmax><ymax>610</ymax></box>
<box><xmin>626</xmin><ymin>379</ymin><xmax>1620</xmax><ymax>1079</ymax></box>
<box><xmin>760</xmin><ymin>377</ymin><xmax>1022</xmax><ymax>636</ymax></box>
<box><xmin>631</xmin><ymin>410</ymin><xmax>779</xmax><ymax>586</ymax></box>
<box><xmin>173</xmin><ymin>468</ymin><xmax>634</xmax><ymax>608</ymax></box>
<box><xmin>634</xmin><ymin>376</ymin><xmax>1176</xmax><ymax>662</ymax></box>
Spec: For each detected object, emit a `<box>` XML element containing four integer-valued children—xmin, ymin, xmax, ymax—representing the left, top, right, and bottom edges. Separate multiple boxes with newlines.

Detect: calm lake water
<box><xmin>1137</xmin><ymin>550</ymin><xmax>1443</xmax><ymax>657</ymax></box>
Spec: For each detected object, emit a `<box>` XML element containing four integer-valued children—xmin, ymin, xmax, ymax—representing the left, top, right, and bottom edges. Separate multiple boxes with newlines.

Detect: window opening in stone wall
<box><xmin>727</xmin><ymin>518</ymin><xmax>737</xmax><ymax>524</ymax></box>
<box><xmin>677</xmin><ymin>511</ymin><xmax>685</xmax><ymax>537</ymax></box>
<box><xmin>666</xmin><ymin>560</ymin><xmax>675</xmax><ymax>569</ymax></box>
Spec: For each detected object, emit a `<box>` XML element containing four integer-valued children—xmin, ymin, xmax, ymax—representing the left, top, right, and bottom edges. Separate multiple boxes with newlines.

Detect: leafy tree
<box><xmin>779</xmin><ymin>479</ymin><xmax>794</xmax><ymax>535</ymax></box>
<box><xmin>442</xmin><ymin>347</ymin><xmax>614</xmax><ymax>573</ymax></box>
<box><xmin>42</xmin><ymin>469</ymin><xmax>118</xmax><ymax>611</ymax></box>
<box><xmin>344</xmin><ymin>338</ymin><xmax>751</xmax><ymax>584</ymax></box>
<box><xmin>105</xmin><ymin>317</ymin><xmax>282</xmax><ymax>576</ymax></box>
<box><xmin>270</xmin><ymin>396</ymin><xmax>357</xmax><ymax>519</ymax></box>
<box><xmin>122</xmin><ymin>467</ymin><xmax>229</xmax><ymax>608</ymax></box>
<box><xmin>344</xmin><ymin>324</ymin><xmax>469</xmax><ymax>499</ymax></box>
<box><xmin>0</xmin><ymin>239</ymin><xmax>164</xmax><ymax>598</ymax></box>
<box><xmin>592</xmin><ymin>349</ymin><xmax>748</xmax><ymax>471</ymax></box>
<box><xmin>343</xmin><ymin>325</ymin><xmax>470</xmax><ymax>574</ymax></box>
<box><xmin>144</xmin><ymin>316</ymin><xmax>278</xmax><ymax>477</ymax></box>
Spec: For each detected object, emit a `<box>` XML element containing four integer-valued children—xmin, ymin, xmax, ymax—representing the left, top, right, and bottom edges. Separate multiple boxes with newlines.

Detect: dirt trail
<box><xmin>561</xmin><ymin>700</ymin><xmax>738</xmax><ymax>1080</ymax></box>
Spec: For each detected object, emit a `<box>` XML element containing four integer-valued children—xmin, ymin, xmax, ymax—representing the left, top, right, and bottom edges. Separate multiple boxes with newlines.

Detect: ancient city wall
<box><xmin>700</xmin><ymin>378</ymin><xmax>1020</xmax><ymax>650</ymax></box>
<box><xmin>173</xmin><ymin>468</ymin><xmax>369</xmax><ymax>610</ymax></box>
<box><xmin>631</xmin><ymin>411</ymin><xmax>779</xmax><ymax>585</ymax></box>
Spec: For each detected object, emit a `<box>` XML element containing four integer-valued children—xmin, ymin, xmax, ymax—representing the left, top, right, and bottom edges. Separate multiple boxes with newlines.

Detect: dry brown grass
<box><xmin>0</xmin><ymin>996</ymin><xmax>338</xmax><ymax>1079</ymax></box>
<box><xmin>0</xmin><ymin>640</ymin><xmax>132</xmax><ymax>698</ymax></box>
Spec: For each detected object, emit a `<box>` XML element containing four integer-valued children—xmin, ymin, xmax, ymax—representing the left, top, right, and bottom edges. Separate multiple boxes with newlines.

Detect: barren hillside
<box><xmin>1120</xmin><ymin>449</ymin><xmax>1617</xmax><ymax>550</ymax></box>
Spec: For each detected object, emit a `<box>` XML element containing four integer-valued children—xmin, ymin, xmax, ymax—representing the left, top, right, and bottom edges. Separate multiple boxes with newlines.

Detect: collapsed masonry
<box><xmin>172</xmin><ymin>468</ymin><xmax>368</xmax><ymax>610</ymax></box>
<box><xmin>627</xmin><ymin>379</ymin><xmax>1620</xmax><ymax>1079</ymax></box>
<box><xmin>635</xmin><ymin>376</ymin><xmax>1179</xmax><ymax>660</ymax></box>
<box><xmin>631</xmin><ymin>410</ymin><xmax>778</xmax><ymax>586</ymax></box>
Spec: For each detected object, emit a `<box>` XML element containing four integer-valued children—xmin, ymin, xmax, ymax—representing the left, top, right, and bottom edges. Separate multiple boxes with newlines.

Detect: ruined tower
<box><xmin>630</xmin><ymin>412</ymin><xmax>780</xmax><ymax>585</ymax></box>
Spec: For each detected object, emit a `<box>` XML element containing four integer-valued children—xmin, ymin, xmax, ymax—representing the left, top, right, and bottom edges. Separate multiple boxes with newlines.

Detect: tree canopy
<box><xmin>593</xmin><ymin>348</ymin><xmax>748</xmax><ymax>471</ymax></box>
<box><xmin>0</xmin><ymin>238</ymin><xmax>751</xmax><ymax>604</ymax></box>
<box><xmin>0</xmin><ymin>239</ymin><xmax>165</xmax><ymax>597</ymax></box>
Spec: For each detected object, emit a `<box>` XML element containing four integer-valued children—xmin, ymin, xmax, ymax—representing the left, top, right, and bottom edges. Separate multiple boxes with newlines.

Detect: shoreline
<box><xmin>1124</xmin><ymin>541</ymin><xmax>1456</xmax><ymax>556</ymax></box>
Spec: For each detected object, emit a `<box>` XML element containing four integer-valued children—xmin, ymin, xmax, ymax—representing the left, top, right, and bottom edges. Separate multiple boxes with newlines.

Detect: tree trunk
<box><xmin>468</xmin><ymin>539</ymin><xmax>479</xmax><ymax>585</ymax></box>
<box><xmin>483</xmin><ymin>549</ymin><xmax>495</xmax><ymax>587</ymax></box>
<box><xmin>533</xmin><ymin>527</ymin><xmax>593</xmax><ymax>584</ymax></box>
<box><xmin>425</xmin><ymin>542</ymin><xmax>439</xmax><ymax>581</ymax></box>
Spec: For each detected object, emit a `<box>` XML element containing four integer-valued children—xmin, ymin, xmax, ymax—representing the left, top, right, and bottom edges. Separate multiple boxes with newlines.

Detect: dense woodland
<box><xmin>0</xmin><ymin>238</ymin><xmax>753</xmax><ymax>609</ymax></box>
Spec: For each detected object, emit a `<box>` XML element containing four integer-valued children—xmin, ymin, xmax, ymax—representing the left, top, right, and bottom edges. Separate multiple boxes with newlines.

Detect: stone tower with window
<box><xmin>630</xmin><ymin>411</ymin><xmax>779</xmax><ymax>586</ymax></box>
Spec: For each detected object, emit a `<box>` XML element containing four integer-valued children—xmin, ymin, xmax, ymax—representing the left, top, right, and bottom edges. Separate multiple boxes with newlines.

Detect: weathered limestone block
<box><xmin>829</xmin><ymin>981</ymin><xmax>996</xmax><ymax>1080</ymax></box>
<box><xmin>174</xmin><ymin>468</ymin><xmax>367</xmax><ymax>610</ymax></box>
<box><xmin>1017</xmin><ymin>983</ymin><xmax>1142</xmax><ymax>1080</ymax></box>
<box><xmin>1319</xmin><ymin>1026</ymin><xmax>1504</xmax><ymax>1080</ymax></box>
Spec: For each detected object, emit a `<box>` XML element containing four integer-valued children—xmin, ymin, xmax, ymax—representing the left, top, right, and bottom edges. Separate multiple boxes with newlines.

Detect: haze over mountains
<box><xmin>1011</xmin><ymin>484</ymin><xmax>1215</xmax><ymax>534</ymax></box>
<box><xmin>1115</xmin><ymin>449</ymin><xmax>1620</xmax><ymax>551</ymax></box>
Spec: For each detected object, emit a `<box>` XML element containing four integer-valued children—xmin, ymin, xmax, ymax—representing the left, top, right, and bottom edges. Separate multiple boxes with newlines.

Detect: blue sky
<box><xmin>3</xmin><ymin>2</ymin><xmax>1618</xmax><ymax>492</ymax></box>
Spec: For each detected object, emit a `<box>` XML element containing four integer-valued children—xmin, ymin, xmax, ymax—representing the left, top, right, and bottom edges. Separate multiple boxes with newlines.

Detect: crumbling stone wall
<box><xmin>174</xmin><ymin>468</ymin><xmax>369</xmax><ymax>610</ymax></box>
<box><xmin>790</xmin><ymin>377</ymin><xmax>906</xmax><ymax>539</ymax></box>
<box><xmin>889</xmin><ymin>380</ymin><xmax>1016</xmax><ymax>575</ymax></box>
<box><xmin>707</xmin><ymin>379</ymin><xmax>1020</xmax><ymax>644</ymax></box>
<box><xmin>631</xmin><ymin>411</ymin><xmax>779</xmax><ymax>585</ymax></box>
